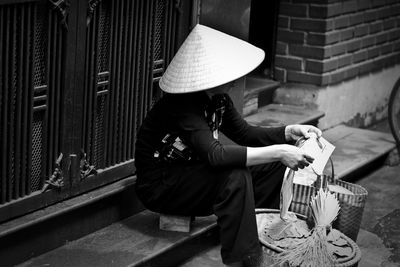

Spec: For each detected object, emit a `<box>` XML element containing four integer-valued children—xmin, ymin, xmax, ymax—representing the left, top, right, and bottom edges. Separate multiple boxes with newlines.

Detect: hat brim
<box><xmin>159</xmin><ymin>24</ymin><xmax>265</xmax><ymax>94</ymax></box>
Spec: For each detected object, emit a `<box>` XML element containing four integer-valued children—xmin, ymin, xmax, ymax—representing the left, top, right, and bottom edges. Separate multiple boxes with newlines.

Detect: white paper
<box><xmin>299</xmin><ymin>136</ymin><xmax>335</xmax><ymax>175</ymax></box>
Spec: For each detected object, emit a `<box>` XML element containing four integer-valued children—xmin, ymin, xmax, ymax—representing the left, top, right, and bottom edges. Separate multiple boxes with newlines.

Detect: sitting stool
<box><xmin>159</xmin><ymin>214</ymin><xmax>194</xmax><ymax>233</ymax></box>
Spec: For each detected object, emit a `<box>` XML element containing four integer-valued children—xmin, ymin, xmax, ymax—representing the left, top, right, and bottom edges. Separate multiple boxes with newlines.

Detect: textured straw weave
<box><xmin>159</xmin><ymin>24</ymin><xmax>265</xmax><ymax>93</ymax></box>
<box><xmin>289</xmin><ymin>176</ymin><xmax>368</xmax><ymax>241</ymax></box>
<box><xmin>256</xmin><ymin>209</ymin><xmax>362</xmax><ymax>267</ymax></box>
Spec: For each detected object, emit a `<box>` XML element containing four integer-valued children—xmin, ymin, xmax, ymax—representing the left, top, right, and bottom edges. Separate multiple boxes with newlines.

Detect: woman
<box><xmin>135</xmin><ymin>24</ymin><xmax>321</xmax><ymax>266</ymax></box>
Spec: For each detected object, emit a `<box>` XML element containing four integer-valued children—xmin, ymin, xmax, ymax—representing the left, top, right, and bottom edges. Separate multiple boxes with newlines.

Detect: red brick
<box><xmin>358</xmin><ymin>60</ymin><xmax>375</xmax><ymax>74</ymax></box>
<box><xmin>274</xmin><ymin>67</ymin><xmax>287</xmax><ymax>82</ymax></box>
<box><xmin>376</xmin><ymin>32</ymin><xmax>388</xmax><ymax>44</ymax></box>
<box><xmin>369</xmin><ymin>21</ymin><xmax>382</xmax><ymax>34</ymax></box>
<box><xmin>276</xmin><ymin>42</ymin><xmax>288</xmax><ymax>55</ymax></box>
<box><xmin>275</xmin><ymin>55</ymin><xmax>303</xmax><ymax>70</ymax></box>
<box><xmin>289</xmin><ymin>44</ymin><xmax>328</xmax><ymax>59</ymax></box>
<box><xmin>341</xmin><ymin>0</ymin><xmax>358</xmax><ymax>14</ymax></box>
<box><xmin>383</xmin><ymin>18</ymin><xmax>396</xmax><ymax>30</ymax></box>
<box><xmin>386</xmin><ymin>0</ymin><xmax>400</xmax><ymax>4</ymax></box>
<box><xmin>364</xmin><ymin>10</ymin><xmax>377</xmax><ymax>23</ymax></box>
<box><xmin>347</xmin><ymin>39</ymin><xmax>362</xmax><ymax>52</ymax></box>
<box><xmin>278</xmin><ymin>16</ymin><xmax>290</xmax><ymax>29</ymax></box>
<box><xmin>338</xmin><ymin>54</ymin><xmax>353</xmax><ymax>67</ymax></box>
<box><xmin>361</xmin><ymin>36</ymin><xmax>376</xmax><ymax>48</ymax></box>
<box><xmin>381</xmin><ymin>43</ymin><xmax>393</xmax><ymax>55</ymax></box>
<box><xmin>305</xmin><ymin>58</ymin><xmax>338</xmax><ymax>73</ymax></box>
<box><xmin>291</xmin><ymin>18</ymin><xmax>333</xmax><ymax>32</ymax></box>
<box><xmin>393</xmin><ymin>40</ymin><xmax>400</xmax><ymax>51</ymax></box>
<box><xmin>387</xmin><ymin>28</ymin><xmax>400</xmax><ymax>42</ymax></box>
<box><xmin>353</xmin><ymin>50</ymin><xmax>368</xmax><ymax>63</ymax></box>
<box><xmin>329</xmin><ymin>43</ymin><xmax>347</xmax><ymax>56</ymax></box>
<box><xmin>328</xmin><ymin>69</ymin><xmax>346</xmax><ymax>84</ymax></box>
<box><xmin>356</xmin><ymin>0</ymin><xmax>370</xmax><ymax>11</ymax></box>
<box><xmin>277</xmin><ymin>29</ymin><xmax>305</xmax><ymax>44</ymax></box>
<box><xmin>280</xmin><ymin>3</ymin><xmax>308</xmax><ymax>17</ymax></box>
<box><xmin>371</xmin><ymin>0</ymin><xmax>386</xmax><ymax>8</ymax></box>
<box><xmin>349</xmin><ymin>13</ymin><xmax>364</xmax><ymax>26</ymax></box>
<box><xmin>307</xmin><ymin>31</ymin><xmax>340</xmax><ymax>45</ymax></box>
<box><xmin>334</xmin><ymin>16</ymin><xmax>349</xmax><ymax>29</ymax></box>
<box><xmin>340</xmin><ymin>28</ymin><xmax>354</xmax><ymax>41</ymax></box>
<box><xmin>309</xmin><ymin>3</ymin><xmax>342</xmax><ymax>18</ymax></box>
<box><xmin>376</xmin><ymin>6</ymin><xmax>393</xmax><ymax>20</ymax></box>
<box><xmin>287</xmin><ymin>70</ymin><xmax>328</xmax><ymax>85</ymax></box>
<box><xmin>354</xmin><ymin>25</ymin><xmax>369</xmax><ymax>37</ymax></box>
<box><xmin>367</xmin><ymin>47</ymin><xmax>380</xmax><ymax>59</ymax></box>
<box><xmin>345</xmin><ymin>65</ymin><xmax>360</xmax><ymax>80</ymax></box>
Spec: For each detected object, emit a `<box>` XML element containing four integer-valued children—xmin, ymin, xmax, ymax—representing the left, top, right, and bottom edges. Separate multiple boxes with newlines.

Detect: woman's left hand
<box><xmin>285</xmin><ymin>124</ymin><xmax>322</xmax><ymax>142</ymax></box>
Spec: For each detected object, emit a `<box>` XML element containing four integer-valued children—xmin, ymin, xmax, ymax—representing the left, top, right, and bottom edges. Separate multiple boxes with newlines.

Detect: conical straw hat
<box><xmin>159</xmin><ymin>24</ymin><xmax>265</xmax><ymax>94</ymax></box>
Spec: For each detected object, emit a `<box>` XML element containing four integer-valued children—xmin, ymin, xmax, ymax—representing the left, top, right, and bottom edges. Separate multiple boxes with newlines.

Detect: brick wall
<box><xmin>274</xmin><ymin>0</ymin><xmax>400</xmax><ymax>86</ymax></box>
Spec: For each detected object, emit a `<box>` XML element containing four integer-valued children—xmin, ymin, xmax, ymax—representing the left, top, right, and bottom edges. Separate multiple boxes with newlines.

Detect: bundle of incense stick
<box><xmin>274</xmin><ymin>188</ymin><xmax>340</xmax><ymax>267</ymax></box>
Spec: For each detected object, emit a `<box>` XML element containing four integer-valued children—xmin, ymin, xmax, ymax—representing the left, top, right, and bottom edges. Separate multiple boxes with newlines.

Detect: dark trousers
<box><xmin>135</xmin><ymin>161</ymin><xmax>286</xmax><ymax>264</ymax></box>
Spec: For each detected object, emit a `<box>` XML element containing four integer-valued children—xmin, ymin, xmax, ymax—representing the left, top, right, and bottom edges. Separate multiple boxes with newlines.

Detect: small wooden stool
<box><xmin>159</xmin><ymin>214</ymin><xmax>194</xmax><ymax>233</ymax></box>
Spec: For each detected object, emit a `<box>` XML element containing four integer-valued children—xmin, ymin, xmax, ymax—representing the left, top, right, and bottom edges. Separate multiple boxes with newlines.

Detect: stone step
<box><xmin>17</xmin><ymin>210</ymin><xmax>218</xmax><ymax>267</ymax></box>
<box><xmin>243</xmin><ymin>76</ymin><xmax>280</xmax><ymax>116</ymax></box>
<box><xmin>179</xmin><ymin>125</ymin><xmax>397</xmax><ymax>266</ymax></box>
<box><xmin>245</xmin><ymin>103</ymin><xmax>325</xmax><ymax>127</ymax></box>
<box><xmin>1</xmin><ymin>176</ymin><xmax>141</xmax><ymax>267</ymax></box>
<box><xmin>323</xmin><ymin>124</ymin><xmax>396</xmax><ymax>181</ymax></box>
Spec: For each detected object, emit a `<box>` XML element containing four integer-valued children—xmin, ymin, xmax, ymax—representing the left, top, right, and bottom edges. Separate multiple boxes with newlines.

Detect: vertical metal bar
<box><xmin>47</xmin><ymin>11</ymin><xmax>57</xmax><ymax>182</ymax></box>
<box><xmin>108</xmin><ymin>0</ymin><xmax>117</xmax><ymax>165</ymax></box>
<box><xmin>138</xmin><ymin>0</ymin><xmax>146</xmax><ymax>132</ymax></box>
<box><xmin>165</xmin><ymin>0</ymin><xmax>173</xmax><ymax>65</ymax></box>
<box><xmin>82</xmin><ymin>2</ymin><xmax>93</xmax><ymax>155</ymax></box>
<box><xmin>0</xmin><ymin>6</ymin><xmax>7</xmax><ymax>203</ymax></box>
<box><xmin>14</xmin><ymin>6</ymin><xmax>24</xmax><ymax>199</ymax></box>
<box><xmin>127</xmin><ymin>0</ymin><xmax>137</xmax><ymax>158</ymax></box>
<box><xmin>54</xmin><ymin>13</ymin><xmax>63</xmax><ymax>168</ymax></box>
<box><xmin>120</xmin><ymin>0</ymin><xmax>130</xmax><ymax>162</ymax></box>
<box><xmin>112</xmin><ymin>0</ymin><xmax>123</xmax><ymax>164</ymax></box>
<box><xmin>0</xmin><ymin>7</ymin><xmax>3</xmax><ymax>203</ymax></box>
<box><xmin>142</xmin><ymin>0</ymin><xmax>151</xmax><ymax>116</ymax></box>
<box><xmin>87</xmin><ymin>7</ymin><xmax>97</xmax><ymax>162</ymax></box>
<box><xmin>21</xmin><ymin>3</ymin><xmax>32</xmax><ymax>197</ymax></box>
<box><xmin>102</xmin><ymin>2</ymin><xmax>110</xmax><ymax>166</ymax></box>
<box><xmin>7</xmin><ymin>6</ymin><xmax>17</xmax><ymax>201</ymax></box>
<box><xmin>26</xmin><ymin>4</ymin><xmax>36</xmax><ymax>195</ymax></box>
<box><xmin>147</xmin><ymin>0</ymin><xmax>155</xmax><ymax>108</ymax></box>
<box><xmin>107</xmin><ymin>0</ymin><xmax>115</xmax><ymax>165</ymax></box>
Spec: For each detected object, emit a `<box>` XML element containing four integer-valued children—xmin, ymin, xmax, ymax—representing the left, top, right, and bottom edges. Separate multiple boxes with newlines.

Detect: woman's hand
<box><xmin>278</xmin><ymin>144</ymin><xmax>314</xmax><ymax>171</ymax></box>
<box><xmin>285</xmin><ymin>124</ymin><xmax>322</xmax><ymax>143</ymax></box>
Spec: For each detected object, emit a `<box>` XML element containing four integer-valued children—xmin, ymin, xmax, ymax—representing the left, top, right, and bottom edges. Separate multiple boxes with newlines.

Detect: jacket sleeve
<box><xmin>220</xmin><ymin>96</ymin><xmax>287</xmax><ymax>146</ymax></box>
<box><xmin>174</xmin><ymin>101</ymin><xmax>247</xmax><ymax>167</ymax></box>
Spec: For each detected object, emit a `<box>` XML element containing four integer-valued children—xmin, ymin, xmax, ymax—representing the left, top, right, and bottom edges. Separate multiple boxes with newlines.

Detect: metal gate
<box><xmin>0</xmin><ymin>0</ymin><xmax>195</xmax><ymax>222</ymax></box>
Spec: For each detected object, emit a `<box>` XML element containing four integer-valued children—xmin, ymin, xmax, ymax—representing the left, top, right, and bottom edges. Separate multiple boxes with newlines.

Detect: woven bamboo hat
<box><xmin>159</xmin><ymin>24</ymin><xmax>265</xmax><ymax>94</ymax></box>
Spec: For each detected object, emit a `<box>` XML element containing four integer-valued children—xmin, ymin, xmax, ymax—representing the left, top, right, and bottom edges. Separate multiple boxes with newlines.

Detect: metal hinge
<box><xmin>41</xmin><ymin>153</ymin><xmax>64</xmax><ymax>193</ymax></box>
<box><xmin>80</xmin><ymin>149</ymin><xmax>97</xmax><ymax>180</ymax></box>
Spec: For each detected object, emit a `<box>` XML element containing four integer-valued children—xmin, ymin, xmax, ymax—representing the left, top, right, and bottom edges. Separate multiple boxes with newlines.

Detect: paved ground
<box><xmin>356</xmin><ymin>120</ymin><xmax>400</xmax><ymax>267</ymax></box>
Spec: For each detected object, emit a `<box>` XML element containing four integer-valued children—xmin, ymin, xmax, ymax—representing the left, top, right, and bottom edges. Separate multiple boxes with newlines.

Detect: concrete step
<box><xmin>179</xmin><ymin>124</ymin><xmax>397</xmax><ymax>266</ymax></box>
<box><xmin>17</xmin><ymin>210</ymin><xmax>218</xmax><ymax>267</ymax></box>
<box><xmin>245</xmin><ymin>103</ymin><xmax>325</xmax><ymax>127</ymax></box>
<box><xmin>243</xmin><ymin>76</ymin><xmax>280</xmax><ymax>116</ymax></box>
<box><xmin>1</xmin><ymin>176</ymin><xmax>142</xmax><ymax>267</ymax></box>
<box><xmin>323</xmin><ymin>124</ymin><xmax>396</xmax><ymax>181</ymax></box>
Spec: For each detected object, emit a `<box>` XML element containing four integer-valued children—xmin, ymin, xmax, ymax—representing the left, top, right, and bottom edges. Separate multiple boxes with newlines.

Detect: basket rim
<box><xmin>255</xmin><ymin>209</ymin><xmax>361</xmax><ymax>266</ymax></box>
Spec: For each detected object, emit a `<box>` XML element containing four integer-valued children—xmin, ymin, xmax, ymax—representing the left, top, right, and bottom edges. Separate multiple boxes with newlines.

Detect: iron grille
<box><xmin>83</xmin><ymin>0</ymin><xmax>179</xmax><ymax>170</ymax></box>
<box><xmin>0</xmin><ymin>1</ymin><xmax>64</xmax><ymax>205</ymax></box>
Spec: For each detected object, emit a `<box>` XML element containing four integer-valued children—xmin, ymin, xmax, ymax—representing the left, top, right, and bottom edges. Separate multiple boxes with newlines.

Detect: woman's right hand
<box><xmin>278</xmin><ymin>144</ymin><xmax>314</xmax><ymax>171</ymax></box>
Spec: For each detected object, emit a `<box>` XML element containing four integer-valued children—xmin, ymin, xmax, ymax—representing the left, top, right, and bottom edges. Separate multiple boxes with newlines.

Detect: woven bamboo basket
<box><xmin>289</xmin><ymin>174</ymin><xmax>368</xmax><ymax>241</ymax></box>
<box><xmin>256</xmin><ymin>209</ymin><xmax>362</xmax><ymax>267</ymax></box>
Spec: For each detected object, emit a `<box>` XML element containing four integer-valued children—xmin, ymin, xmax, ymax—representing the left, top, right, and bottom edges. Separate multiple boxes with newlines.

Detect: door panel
<box><xmin>0</xmin><ymin>0</ymin><xmax>195</xmax><ymax>222</ymax></box>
